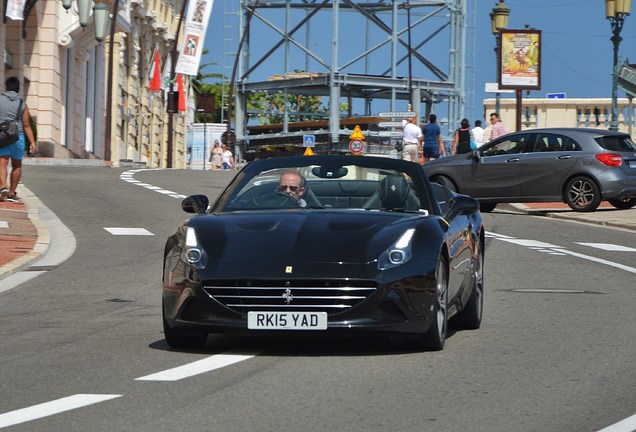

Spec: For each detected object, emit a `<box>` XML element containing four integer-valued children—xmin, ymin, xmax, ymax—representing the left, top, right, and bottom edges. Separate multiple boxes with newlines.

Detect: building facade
<box><xmin>1</xmin><ymin>0</ymin><xmax>190</xmax><ymax>168</ymax></box>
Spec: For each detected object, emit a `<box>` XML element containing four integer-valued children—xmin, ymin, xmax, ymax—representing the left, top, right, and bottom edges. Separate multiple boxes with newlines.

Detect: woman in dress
<box><xmin>209</xmin><ymin>140</ymin><xmax>222</xmax><ymax>169</ymax></box>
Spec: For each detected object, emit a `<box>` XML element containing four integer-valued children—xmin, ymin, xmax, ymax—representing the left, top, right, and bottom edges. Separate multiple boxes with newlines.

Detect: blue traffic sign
<box><xmin>546</xmin><ymin>92</ymin><xmax>566</xmax><ymax>99</ymax></box>
<box><xmin>303</xmin><ymin>135</ymin><xmax>315</xmax><ymax>147</ymax></box>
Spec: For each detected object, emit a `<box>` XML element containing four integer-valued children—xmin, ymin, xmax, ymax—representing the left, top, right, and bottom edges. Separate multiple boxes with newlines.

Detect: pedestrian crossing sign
<box><xmin>303</xmin><ymin>135</ymin><xmax>315</xmax><ymax>147</ymax></box>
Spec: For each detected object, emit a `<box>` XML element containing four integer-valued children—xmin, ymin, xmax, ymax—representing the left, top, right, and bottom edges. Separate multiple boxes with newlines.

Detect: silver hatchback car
<box><xmin>423</xmin><ymin>128</ymin><xmax>636</xmax><ymax>212</ymax></box>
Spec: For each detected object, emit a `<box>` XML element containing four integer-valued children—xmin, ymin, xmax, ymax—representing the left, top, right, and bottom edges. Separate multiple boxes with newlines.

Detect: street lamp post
<box><xmin>490</xmin><ymin>0</ymin><xmax>510</xmax><ymax>115</ymax></box>
<box><xmin>605</xmin><ymin>0</ymin><xmax>631</xmax><ymax>131</ymax></box>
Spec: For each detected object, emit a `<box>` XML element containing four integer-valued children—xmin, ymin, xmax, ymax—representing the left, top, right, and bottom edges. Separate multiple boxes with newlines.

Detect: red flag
<box><xmin>177</xmin><ymin>73</ymin><xmax>186</xmax><ymax>112</ymax></box>
<box><xmin>149</xmin><ymin>50</ymin><xmax>161</xmax><ymax>91</ymax></box>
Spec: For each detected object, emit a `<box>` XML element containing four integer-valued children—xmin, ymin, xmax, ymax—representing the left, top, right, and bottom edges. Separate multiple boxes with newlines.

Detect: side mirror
<box><xmin>446</xmin><ymin>195</ymin><xmax>479</xmax><ymax>219</ymax></box>
<box><xmin>182</xmin><ymin>195</ymin><xmax>209</xmax><ymax>214</ymax></box>
<box><xmin>470</xmin><ymin>150</ymin><xmax>481</xmax><ymax>162</ymax></box>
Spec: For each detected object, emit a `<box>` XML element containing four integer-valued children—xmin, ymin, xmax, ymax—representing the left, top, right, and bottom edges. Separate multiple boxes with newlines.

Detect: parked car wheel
<box><xmin>608</xmin><ymin>197</ymin><xmax>636</xmax><ymax>210</ymax></box>
<box><xmin>565</xmin><ymin>176</ymin><xmax>601</xmax><ymax>212</ymax></box>
<box><xmin>478</xmin><ymin>203</ymin><xmax>497</xmax><ymax>213</ymax></box>
<box><xmin>431</xmin><ymin>175</ymin><xmax>457</xmax><ymax>193</ymax></box>
<box><xmin>410</xmin><ymin>255</ymin><xmax>448</xmax><ymax>351</ymax></box>
<box><xmin>453</xmin><ymin>241</ymin><xmax>483</xmax><ymax>330</ymax></box>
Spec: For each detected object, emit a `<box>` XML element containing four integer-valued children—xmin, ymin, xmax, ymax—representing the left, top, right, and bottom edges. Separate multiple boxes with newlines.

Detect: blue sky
<box><xmin>201</xmin><ymin>0</ymin><xmax>635</xmax><ymax>125</ymax></box>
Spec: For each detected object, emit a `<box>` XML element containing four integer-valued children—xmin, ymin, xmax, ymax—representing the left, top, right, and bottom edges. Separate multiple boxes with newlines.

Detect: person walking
<box><xmin>400</xmin><ymin>116</ymin><xmax>423</xmax><ymax>162</ymax></box>
<box><xmin>422</xmin><ymin>114</ymin><xmax>446</xmax><ymax>162</ymax></box>
<box><xmin>451</xmin><ymin>118</ymin><xmax>474</xmax><ymax>155</ymax></box>
<box><xmin>489</xmin><ymin>112</ymin><xmax>508</xmax><ymax>141</ymax></box>
<box><xmin>0</xmin><ymin>77</ymin><xmax>36</xmax><ymax>203</ymax></box>
<box><xmin>221</xmin><ymin>144</ymin><xmax>234</xmax><ymax>170</ymax></box>
<box><xmin>472</xmin><ymin>120</ymin><xmax>485</xmax><ymax>148</ymax></box>
<box><xmin>208</xmin><ymin>140</ymin><xmax>222</xmax><ymax>169</ymax></box>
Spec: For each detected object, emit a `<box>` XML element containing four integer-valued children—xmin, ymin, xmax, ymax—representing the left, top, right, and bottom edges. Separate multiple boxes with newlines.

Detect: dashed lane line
<box><xmin>120</xmin><ymin>169</ymin><xmax>186</xmax><ymax>199</ymax></box>
<box><xmin>0</xmin><ymin>394</ymin><xmax>121</xmax><ymax>429</ymax></box>
<box><xmin>135</xmin><ymin>351</ymin><xmax>263</xmax><ymax>382</ymax></box>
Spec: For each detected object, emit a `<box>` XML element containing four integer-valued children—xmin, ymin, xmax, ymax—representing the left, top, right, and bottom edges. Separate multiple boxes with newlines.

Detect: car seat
<box><xmin>363</xmin><ymin>175</ymin><xmax>419</xmax><ymax>210</ymax></box>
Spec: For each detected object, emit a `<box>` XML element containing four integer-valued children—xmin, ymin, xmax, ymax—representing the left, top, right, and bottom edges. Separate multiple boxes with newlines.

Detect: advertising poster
<box><xmin>175</xmin><ymin>0</ymin><xmax>215</xmax><ymax>76</ymax></box>
<box><xmin>498</xmin><ymin>29</ymin><xmax>541</xmax><ymax>90</ymax></box>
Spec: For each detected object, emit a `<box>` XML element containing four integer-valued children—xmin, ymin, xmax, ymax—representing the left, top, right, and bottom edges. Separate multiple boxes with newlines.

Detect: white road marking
<box><xmin>120</xmin><ymin>169</ymin><xmax>185</xmax><ymax>199</ymax></box>
<box><xmin>559</xmin><ymin>248</ymin><xmax>636</xmax><ymax>275</ymax></box>
<box><xmin>104</xmin><ymin>227</ymin><xmax>154</xmax><ymax>236</ymax></box>
<box><xmin>135</xmin><ymin>352</ymin><xmax>262</xmax><ymax>382</ymax></box>
<box><xmin>0</xmin><ymin>394</ymin><xmax>121</xmax><ymax>429</ymax></box>
<box><xmin>577</xmin><ymin>243</ymin><xmax>636</xmax><ymax>252</ymax></box>
<box><xmin>596</xmin><ymin>412</ymin><xmax>636</xmax><ymax>432</ymax></box>
<box><xmin>489</xmin><ymin>232</ymin><xmax>636</xmax><ymax>275</ymax></box>
<box><xmin>0</xmin><ymin>221</ymin><xmax>8</xmax><ymax>228</ymax></box>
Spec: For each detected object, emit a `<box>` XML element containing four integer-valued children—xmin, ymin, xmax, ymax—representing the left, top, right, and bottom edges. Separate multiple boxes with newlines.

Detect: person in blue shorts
<box><xmin>0</xmin><ymin>77</ymin><xmax>36</xmax><ymax>203</ymax></box>
<box><xmin>422</xmin><ymin>114</ymin><xmax>446</xmax><ymax>162</ymax></box>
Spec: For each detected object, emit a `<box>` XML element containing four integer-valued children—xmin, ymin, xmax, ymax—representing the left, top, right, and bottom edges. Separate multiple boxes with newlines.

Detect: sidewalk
<box><xmin>510</xmin><ymin>201</ymin><xmax>636</xmax><ymax>231</ymax></box>
<box><xmin>0</xmin><ymin>190</ymin><xmax>49</xmax><ymax>280</ymax></box>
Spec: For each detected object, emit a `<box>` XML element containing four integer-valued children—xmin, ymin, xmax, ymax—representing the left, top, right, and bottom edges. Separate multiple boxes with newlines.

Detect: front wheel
<box><xmin>608</xmin><ymin>197</ymin><xmax>636</xmax><ymax>210</ymax></box>
<box><xmin>432</xmin><ymin>175</ymin><xmax>457</xmax><ymax>193</ymax></box>
<box><xmin>163</xmin><ymin>303</ymin><xmax>207</xmax><ymax>350</ymax></box>
<box><xmin>565</xmin><ymin>176</ymin><xmax>601</xmax><ymax>212</ymax></box>
<box><xmin>453</xmin><ymin>241</ymin><xmax>483</xmax><ymax>330</ymax></box>
<box><xmin>410</xmin><ymin>256</ymin><xmax>448</xmax><ymax>351</ymax></box>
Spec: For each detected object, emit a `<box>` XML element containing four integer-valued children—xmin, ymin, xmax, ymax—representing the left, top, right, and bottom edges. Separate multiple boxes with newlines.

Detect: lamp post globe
<box><xmin>491</xmin><ymin>1</ymin><xmax>510</xmax><ymax>116</ymax></box>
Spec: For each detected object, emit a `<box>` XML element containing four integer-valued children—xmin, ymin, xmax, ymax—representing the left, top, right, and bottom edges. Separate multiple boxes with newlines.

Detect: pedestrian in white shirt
<box><xmin>401</xmin><ymin>117</ymin><xmax>423</xmax><ymax>162</ymax></box>
<box><xmin>472</xmin><ymin>120</ymin><xmax>485</xmax><ymax>148</ymax></box>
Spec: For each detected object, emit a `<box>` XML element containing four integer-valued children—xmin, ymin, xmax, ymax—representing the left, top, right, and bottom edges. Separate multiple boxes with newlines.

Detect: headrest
<box><xmin>379</xmin><ymin>175</ymin><xmax>410</xmax><ymax>209</ymax></box>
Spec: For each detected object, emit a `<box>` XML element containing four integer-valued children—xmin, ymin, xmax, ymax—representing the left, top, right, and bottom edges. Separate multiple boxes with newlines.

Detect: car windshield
<box><xmin>596</xmin><ymin>135</ymin><xmax>636</xmax><ymax>152</ymax></box>
<box><xmin>222</xmin><ymin>163</ymin><xmax>431</xmax><ymax>213</ymax></box>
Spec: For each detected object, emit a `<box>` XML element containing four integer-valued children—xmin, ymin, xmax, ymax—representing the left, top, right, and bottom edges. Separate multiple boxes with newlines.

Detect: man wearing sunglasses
<box><xmin>278</xmin><ymin>170</ymin><xmax>307</xmax><ymax>207</ymax></box>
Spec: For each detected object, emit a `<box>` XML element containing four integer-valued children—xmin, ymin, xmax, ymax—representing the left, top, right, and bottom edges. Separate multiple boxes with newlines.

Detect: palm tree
<box><xmin>191</xmin><ymin>49</ymin><xmax>225</xmax><ymax>123</ymax></box>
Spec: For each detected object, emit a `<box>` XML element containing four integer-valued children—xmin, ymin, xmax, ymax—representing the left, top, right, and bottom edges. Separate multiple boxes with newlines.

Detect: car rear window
<box><xmin>595</xmin><ymin>135</ymin><xmax>636</xmax><ymax>152</ymax></box>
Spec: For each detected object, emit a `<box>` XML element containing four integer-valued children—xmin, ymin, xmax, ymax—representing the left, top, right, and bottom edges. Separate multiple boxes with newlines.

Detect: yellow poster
<box><xmin>499</xmin><ymin>30</ymin><xmax>541</xmax><ymax>89</ymax></box>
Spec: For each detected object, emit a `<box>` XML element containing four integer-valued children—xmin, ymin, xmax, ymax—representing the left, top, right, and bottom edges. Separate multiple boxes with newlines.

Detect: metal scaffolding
<box><xmin>227</xmin><ymin>0</ymin><xmax>470</xmax><ymax>152</ymax></box>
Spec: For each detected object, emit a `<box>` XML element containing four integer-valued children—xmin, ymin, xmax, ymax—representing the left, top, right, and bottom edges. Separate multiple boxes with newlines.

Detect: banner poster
<box><xmin>175</xmin><ymin>0</ymin><xmax>216</xmax><ymax>76</ymax></box>
<box><xmin>498</xmin><ymin>29</ymin><xmax>541</xmax><ymax>90</ymax></box>
<box><xmin>5</xmin><ymin>0</ymin><xmax>26</xmax><ymax>20</ymax></box>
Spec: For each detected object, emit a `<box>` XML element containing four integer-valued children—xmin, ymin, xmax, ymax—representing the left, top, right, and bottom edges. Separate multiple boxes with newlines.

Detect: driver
<box><xmin>278</xmin><ymin>170</ymin><xmax>307</xmax><ymax>207</ymax></box>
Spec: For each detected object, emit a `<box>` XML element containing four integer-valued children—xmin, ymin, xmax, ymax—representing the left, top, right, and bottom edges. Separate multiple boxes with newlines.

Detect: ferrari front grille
<box><xmin>203</xmin><ymin>280</ymin><xmax>377</xmax><ymax>315</ymax></box>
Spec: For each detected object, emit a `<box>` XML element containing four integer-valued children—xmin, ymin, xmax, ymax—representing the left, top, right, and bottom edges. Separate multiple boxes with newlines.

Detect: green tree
<box><xmin>191</xmin><ymin>50</ymin><xmax>225</xmax><ymax>123</ymax></box>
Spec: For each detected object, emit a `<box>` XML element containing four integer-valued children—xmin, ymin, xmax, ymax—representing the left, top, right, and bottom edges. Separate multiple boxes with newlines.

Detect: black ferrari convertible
<box><xmin>162</xmin><ymin>155</ymin><xmax>485</xmax><ymax>351</ymax></box>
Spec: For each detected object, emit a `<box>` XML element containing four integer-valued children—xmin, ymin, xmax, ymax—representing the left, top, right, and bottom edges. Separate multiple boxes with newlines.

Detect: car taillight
<box><xmin>595</xmin><ymin>154</ymin><xmax>623</xmax><ymax>167</ymax></box>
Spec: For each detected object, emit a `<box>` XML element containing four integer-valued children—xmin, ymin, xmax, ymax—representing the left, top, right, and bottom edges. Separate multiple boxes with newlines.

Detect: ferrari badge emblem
<box><xmin>282</xmin><ymin>288</ymin><xmax>294</xmax><ymax>304</ymax></box>
<box><xmin>285</xmin><ymin>266</ymin><xmax>293</xmax><ymax>273</ymax></box>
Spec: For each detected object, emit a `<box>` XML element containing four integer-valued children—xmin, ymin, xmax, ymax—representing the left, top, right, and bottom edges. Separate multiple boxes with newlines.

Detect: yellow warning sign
<box><xmin>303</xmin><ymin>146</ymin><xmax>314</xmax><ymax>156</ymax></box>
<box><xmin>349</xmin><ymin>125</ymin><xmax>365</xmax><ymax>140</ymax></box>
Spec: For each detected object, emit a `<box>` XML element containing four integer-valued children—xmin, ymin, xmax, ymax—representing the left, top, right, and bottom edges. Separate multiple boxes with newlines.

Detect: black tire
<box><xmin>564</xmin><ymin>176</ymin><xmax>601</xmax><ymax>212</ymax></box>
<box><xmin>432</xmin><ymin>175</ymin><xmax>457</xmax><ymax>193</ymax></box>
<box><xmin>410</xmin><ymin>256</ymin><xmax>448</xmax><ymax>351</ymax></box>
<box><xmin>453</xmin><ymin>241</ymin><xmax>483</xmax><ymax>330</ymax></box>
<box><xmin>163</xmin><ymin>312</ymin><xmax>207</xmax><ymax>349</ymax></box>
<box><xmin>478</xmin><ymin>203</ymin><xmax>497</xmax><ymax>213</ymax></box>
<box><xmin>608</xmin><ymin>197</ymin><xmax>636</xmax><ymax>210</ymax></box>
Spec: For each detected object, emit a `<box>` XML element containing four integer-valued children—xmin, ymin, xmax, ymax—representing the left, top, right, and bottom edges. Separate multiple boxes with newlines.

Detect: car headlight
<box><xmin>180</xmin><ymin>226</ymin><xmax>208</xmax><ymax>269</ymax></box>
<box><xmin>377</xmin><ymin>228</ymin><xmax>415</xmax><ymax>270</ymax></box>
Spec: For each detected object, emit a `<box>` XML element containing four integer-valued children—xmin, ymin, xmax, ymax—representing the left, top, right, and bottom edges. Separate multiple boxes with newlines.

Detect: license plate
<box><xmin>629</xmin><ymin>161</ymin><xmax>636</xmax><ymax>168</ymax></box>
<box><xmin>247</xmin><ymin>311</ymin><xmax>327</xmax><ymax>330</ymax></box>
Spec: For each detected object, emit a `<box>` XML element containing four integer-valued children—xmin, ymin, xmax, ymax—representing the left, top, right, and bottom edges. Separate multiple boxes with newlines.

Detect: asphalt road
<box><xmin>1</xmin><ymin>165</ymin><xmax>635</xmax><ymax>432</ymax></box>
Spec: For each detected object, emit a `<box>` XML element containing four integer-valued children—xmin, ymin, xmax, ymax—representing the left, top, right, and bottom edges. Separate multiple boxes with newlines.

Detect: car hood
<box><xmin>190</xmin><ymin>210</ymin><xmax>428</xmax><ymax>265</ymax></box>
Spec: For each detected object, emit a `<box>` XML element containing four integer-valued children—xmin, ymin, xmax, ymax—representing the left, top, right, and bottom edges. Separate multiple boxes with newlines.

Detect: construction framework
<box><xmin>228</xmin><ymin>0</ymin><xmax>469</xmax><ymax>154</ymax></box>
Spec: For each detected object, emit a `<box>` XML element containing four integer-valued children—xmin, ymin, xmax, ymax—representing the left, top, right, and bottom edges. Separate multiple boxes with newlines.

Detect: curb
<box><xmin>0</xmin><ymin>186</ymin><xmax>51</xmax><ymax>280</ymax></box>
<box><xmin>509</xmin><ymin>203</ymin><xmax>636</xmax><ymax>232</ymax></box>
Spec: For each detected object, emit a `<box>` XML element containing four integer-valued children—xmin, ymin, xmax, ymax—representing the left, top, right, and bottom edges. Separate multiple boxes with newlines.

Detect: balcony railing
<box><xmin>484</xmin><ymin>97</ymin><xmax>635</xmax><ymax>139</ymax></box>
